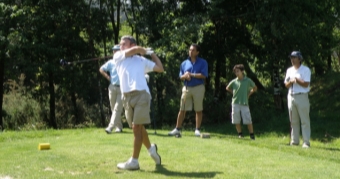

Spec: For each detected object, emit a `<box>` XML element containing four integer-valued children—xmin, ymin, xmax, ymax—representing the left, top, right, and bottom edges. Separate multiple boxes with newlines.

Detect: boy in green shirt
<box><xmin>226</xmin><ymin>64</ymin><xmax>257</xmax><ymax>140</ymax></box>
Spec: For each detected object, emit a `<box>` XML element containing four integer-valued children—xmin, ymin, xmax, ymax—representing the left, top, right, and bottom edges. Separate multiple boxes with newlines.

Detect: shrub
<box><xmin>2</xmin><ymin>77</ymin><xmax>48</xmax><ymax>130</ymax></box>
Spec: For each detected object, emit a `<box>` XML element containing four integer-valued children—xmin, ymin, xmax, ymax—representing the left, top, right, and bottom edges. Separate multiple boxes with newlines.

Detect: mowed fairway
<box><xmin>1</xmin><ymin>128</ymin><xmax>340</xmax><ymax>179</ymax></box>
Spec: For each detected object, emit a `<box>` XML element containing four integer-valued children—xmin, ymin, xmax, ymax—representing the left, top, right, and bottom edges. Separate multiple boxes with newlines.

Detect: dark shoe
<box><xmin>290</xmin><ymin>142</ymin><xmax>299</xmax><ymax>146</ymax></box>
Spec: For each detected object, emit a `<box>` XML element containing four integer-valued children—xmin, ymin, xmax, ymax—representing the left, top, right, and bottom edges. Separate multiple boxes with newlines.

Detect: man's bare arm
<box><xmin>151</xmin><ymin>53</ymin><xmax>164</xmax><ymax>73</ymax></box>
<box><xmin>124</xmin><ymin>46</ymin><xmax>146</xmax><ymax>57</ymax></box>
<box><xmin>226</xmin><ymin>86</ymin><xmax>233</xmax><ymax>94</ymax></box>
<box><xmin>99</xmin><ymin>68</ymin><xmax>110</xmax><ymax>81</ymax></box>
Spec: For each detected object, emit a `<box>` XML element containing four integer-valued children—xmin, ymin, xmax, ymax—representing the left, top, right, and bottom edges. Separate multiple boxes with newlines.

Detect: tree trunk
<box><xmin>0</xmin><ymin>55</ymin><xmax>5</xmax><ymax>131</ymax></box>
<box><xmin>48</xmin><ymin>71</ymin><xmax>57</xmax><ymax>129</ymax></box>
<box><xmin>98</xmin><ymin>0</ymin><xmax>106</xmax><ymax>127</ymax></box>
<box><xmin>327</xmin><ymin>55</ymin><xmax>332</xmax><ymax>71</ymax></box>
<box><xmin>338</xmin><ymin>50</ymin><xmax>340</xmax><ymax>65</ymax></box>
<box><xmin>243</xmin><ymin>62</ymin><xmax>265</xmax><ymax>90</ymax></box>
<box><xmin>70</xmin><ymin>91</ymin><xmax>79</xmax><ymax>124</ymax></box>
<box><xmin>272</xmin><ymin>63</ymin><xmax>284</xmax><ymax>110</ymax></box>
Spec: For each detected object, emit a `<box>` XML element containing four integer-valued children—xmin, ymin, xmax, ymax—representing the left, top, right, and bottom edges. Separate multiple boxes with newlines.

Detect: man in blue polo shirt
<box><xmin>168</xmin><ymin>44</ymin><xmax>208</xmax><ymax>136</ymax></box>
<box><xmin>99</xmin><ymin>45</ymin><xmax>125</xmax><ymax>133</ymax></box>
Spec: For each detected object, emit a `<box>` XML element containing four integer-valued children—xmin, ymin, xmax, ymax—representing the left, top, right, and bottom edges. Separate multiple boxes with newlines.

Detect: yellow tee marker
<box><xmin>38</xmin><ymin>143</ymin><xmax>50</xmax><ymax>150</ymax></box>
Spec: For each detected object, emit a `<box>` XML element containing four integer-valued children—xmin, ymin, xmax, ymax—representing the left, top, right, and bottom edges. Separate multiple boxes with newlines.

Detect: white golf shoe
<box><xmin>117</xmin><ymin>158</ymin><xmax>140</xmax><ymax>170</ymax></box>
<box><xmin>105</xmin><ymin>127</ymin><xmax>112</xmax><ymax>134</ymax></box>
<box><xmin>115</xmin><ymin>127</ymin><xmax>122</xmax><ymax>133</ymax></box>
<box><xmin>168</xmin><ymin>128</ymin><xmax>180</xmax><ymax>136</ymax></box>
<box><xmin>194</xmin><ymin>129</ymin><xmax>201</xmax><ymax>137</ymax></box>
<box><xmin>148</xmin><ymin>144</ymin><xmax>161</xmax><ymax>165</ymax></box>
<box><xmin>302</xmin><ymin>143</ymin><xmax>310</xmax><ymax>148</ymax></box>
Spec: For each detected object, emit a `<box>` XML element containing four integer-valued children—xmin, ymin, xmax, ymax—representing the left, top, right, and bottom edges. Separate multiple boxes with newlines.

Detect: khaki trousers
<box><xmin>107</xmin><ymin>84</ymin><xmax>124</xmax><ymax>130</ymax></box>
<box><xmin>287</xmin><ymin>93</ymin><xmax>311</xmax><ymax>145</ymax></box>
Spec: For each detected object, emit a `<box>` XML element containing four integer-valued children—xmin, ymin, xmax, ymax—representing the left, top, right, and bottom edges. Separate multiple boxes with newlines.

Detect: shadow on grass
<box><xmin>151</xmin><ymin>165</ymin><xmax>223</xmax><ymax>178</ymax></box>
<box><xmin>315</xmin><ymin>147</ymin><xmax>340</xmax><ymax>152</ymax></box>
<box><xmin>147</xmin><ymin>133</ymin><xmax>173</xmax><ymax>137</ymax></box>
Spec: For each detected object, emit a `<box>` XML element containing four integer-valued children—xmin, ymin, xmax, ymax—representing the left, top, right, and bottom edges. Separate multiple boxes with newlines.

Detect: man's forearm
<box><xmin>151</xmin><ymin>54</ymin><xmax>163</xmax><ymax>70</ymax></box>
<box><xmin>125</xmin><ymin>46</ymin><xmax>144</xmax><ymax>57</ymax></box>
<box><xmin>99</xmin><ymin>69</ymin><xmax>110</xmax><ymax>81</ymax></box>
<box><xmin>295</xmin><ymin>78</ymin><xmax>309</xmax><ymax>88</ymax></box>
<box><xmin>150</xmin><ymin>53</ymin><xmax>164</xmax><ymax>73</ymax></box>
<box><xmin>285</xmin><ymin>81</ymin><xmax>292</xmax><ymax>88</ymax></box>
<box><xmin>190</xmin><ymin>73</ymin><xmax>206</xmax><ymax>79</ymax></box>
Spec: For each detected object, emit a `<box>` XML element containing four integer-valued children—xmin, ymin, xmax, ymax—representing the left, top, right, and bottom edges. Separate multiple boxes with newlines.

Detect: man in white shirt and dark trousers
<box><xmin>284</xmin><ymin>51</ymin><xmax>311</xmax><ymax>148</ymax></box>
<box><xmin>113</xmin><ymin>35</ymin><xmax>163</xmax><ymax>170</ymax></box>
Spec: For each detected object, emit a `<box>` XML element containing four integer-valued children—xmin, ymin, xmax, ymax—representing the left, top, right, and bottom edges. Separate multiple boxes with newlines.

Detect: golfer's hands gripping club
<box><xmin>183</xmin><ymin>71</ymin><xmax>191</xmax><ymax>81</ymax></box>
<box><xmin>145</xmin><ymin>47</ymin><xmax>154</xmax><ymax>55</ymax></box>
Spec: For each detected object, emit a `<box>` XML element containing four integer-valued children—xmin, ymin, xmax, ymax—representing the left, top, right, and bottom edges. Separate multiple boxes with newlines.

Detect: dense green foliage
<box><xmin>1</xmin><ymin>0</ymin><xmax>340</xmax><ymax>130</ymax></box>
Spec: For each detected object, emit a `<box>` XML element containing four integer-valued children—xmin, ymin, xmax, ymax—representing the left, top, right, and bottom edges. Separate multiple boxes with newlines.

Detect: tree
<box><xmin>10</xmin><ymin>0</ymin><xmax>94</xmax><ymax>128</ymax></box>
<box><xmin>0</xmin><ymin>2</ymin><xmax>17</xmax><ymax>130</ymax></box>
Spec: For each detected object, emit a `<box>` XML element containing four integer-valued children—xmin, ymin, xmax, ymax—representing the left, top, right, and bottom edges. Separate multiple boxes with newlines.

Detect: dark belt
<box><xmin>290</xmin><ymin>93</ymin><xmax>305</xmax><ymax>96</ymax></box>
<box><xmin>113</xmin><ymin>84</ymin><xmax>120</xmax><ymax>87</ymax></box>
<box><xmin>186</xmin><ymin>84</ymin><xmax>204</xmax><ymax>88</ymax></box>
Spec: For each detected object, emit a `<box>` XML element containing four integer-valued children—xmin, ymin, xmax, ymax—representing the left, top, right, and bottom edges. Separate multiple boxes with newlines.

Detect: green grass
<box><xmin>0</xmin><ymin>127</ymin><xmax>340</xmax><ymax>179</ymax></box>
<box><xmin>1</xmin><ymin>72</ymin><xmax>339</xmax><ymax>179</ymax></box>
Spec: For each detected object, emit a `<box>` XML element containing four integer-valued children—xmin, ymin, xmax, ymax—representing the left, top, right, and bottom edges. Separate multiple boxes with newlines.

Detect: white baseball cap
<box><xmin>112</xmin><ymin>45</ymin><xmax>120</xmax><ymax>51</ymax></box>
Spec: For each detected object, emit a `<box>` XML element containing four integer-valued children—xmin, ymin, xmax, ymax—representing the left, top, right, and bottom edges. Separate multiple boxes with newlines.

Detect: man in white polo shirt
<box><xmin>113</xmin><ymin>35</ymin><xmax>163</xmax><ymax>170</ymax></box>
<box><xmin>284</xmin><ymin>51</ymin><xmax>311</xmax><ymax>148</ymax></box>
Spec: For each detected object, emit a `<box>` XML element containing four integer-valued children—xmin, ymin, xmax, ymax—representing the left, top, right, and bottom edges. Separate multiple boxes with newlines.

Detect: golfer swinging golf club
<box><xmin>113</xmin><ymin>35</ymin><xmax>163</xmax><ymax>170</ymax></box>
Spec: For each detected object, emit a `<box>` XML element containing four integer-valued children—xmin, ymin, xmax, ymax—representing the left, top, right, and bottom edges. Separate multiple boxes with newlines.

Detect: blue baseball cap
<box><xmin>112</xmin><ymin>45</ymin><xmax>120</xmax><ymax>51</ymax></box>
<box><xmin>289</xmin><ymin>51</ymin><xmax>303</xmax><ymax>60</ymax></box>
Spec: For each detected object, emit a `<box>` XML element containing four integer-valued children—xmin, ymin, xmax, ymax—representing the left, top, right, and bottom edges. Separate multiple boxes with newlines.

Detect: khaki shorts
<box><xmin>231</xmin><ymin>104</ymin><xmax>252</xmax><ymax>124</ymax></box>
<box><xmin>123</xmin><ymin>90</ymin><xmax>151</xmax><ymax>125</ymax></box>
<box><xmin>180</xmin><ymin>84</ymin><xmax>205</xmax><ymax>111</ymax></box>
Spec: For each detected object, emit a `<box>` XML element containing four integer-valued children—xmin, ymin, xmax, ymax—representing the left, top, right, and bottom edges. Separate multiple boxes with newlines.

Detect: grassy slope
<box><xmin>0</xmin><ymin>128</ymin><xmax>340</xmax><ymax>179</ymax></box>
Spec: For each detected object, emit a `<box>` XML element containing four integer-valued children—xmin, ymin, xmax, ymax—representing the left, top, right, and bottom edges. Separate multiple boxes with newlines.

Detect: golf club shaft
<box><xmin>67</xmin><ymin>55</ymin><xmax>113</xmax><ymax>65</ymax></box>
<box><xmin>183</xmin><ymin>81</ymin><xmax>187</xmax><ymax>112</ymax></box>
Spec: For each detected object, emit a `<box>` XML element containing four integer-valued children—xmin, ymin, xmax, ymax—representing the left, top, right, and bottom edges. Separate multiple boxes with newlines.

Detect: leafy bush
<box><xmin>2</xmin><ymin>77</ymin><xmax>48</xmax><ymax>130</ymax></box>
<box><xmin>54</xmin><ymin>95</ymin><xmax>99</xmax><ymax>129</ymax></box>
<box><xmin>2</xmin><ymin>75</ymin><xmax>100</xmax><ymax>130</ymax></box>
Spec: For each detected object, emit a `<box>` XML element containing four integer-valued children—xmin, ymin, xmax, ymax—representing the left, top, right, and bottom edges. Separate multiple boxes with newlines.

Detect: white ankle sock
<box><xmin>130</xmin><ymin>157</ymin><xmax>138</xmax><ymax>163</ymax></box>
